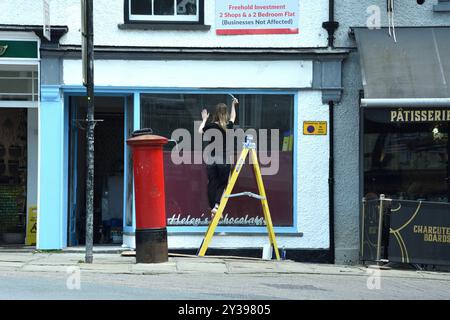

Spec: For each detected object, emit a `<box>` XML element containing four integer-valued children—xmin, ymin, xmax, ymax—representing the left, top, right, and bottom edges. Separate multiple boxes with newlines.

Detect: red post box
<box><xmin>127</xmin><ymin>130</ymin><xmax>168</xmax><ymax>263</ymax></box>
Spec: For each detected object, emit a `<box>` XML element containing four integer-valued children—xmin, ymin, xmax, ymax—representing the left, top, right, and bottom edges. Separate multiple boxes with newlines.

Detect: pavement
<box><xmin>0</xmin><ymin>250</ymin><xmax>449</xmax><ymax>281</ymax></box>
<box><xmin>1</xmin><ymin>250</ymin><xmax>450</xmax><ymax>300</ymax></box>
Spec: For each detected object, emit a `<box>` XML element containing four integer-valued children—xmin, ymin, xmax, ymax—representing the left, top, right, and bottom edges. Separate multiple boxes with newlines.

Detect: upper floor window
<box><xmin>434</xmin><ymin>0</ymin><xmax>450</xmax><ymax>12</ymax></box>
<box><xmin>127</xmin><ymin>0</ymin><xmax>201</xmax><ymax>23</ymax></box>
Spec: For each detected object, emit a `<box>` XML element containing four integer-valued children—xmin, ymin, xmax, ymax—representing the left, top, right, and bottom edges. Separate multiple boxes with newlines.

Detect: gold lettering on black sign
<box><xmin>391</xmin><ymin>110</ymin><xmax>450</xmax><ymax>122</ymax></box>
<box><xmin>413</xmin><ymin>225</ymin><xmax>450</xmax><ymax>244</ymax></box>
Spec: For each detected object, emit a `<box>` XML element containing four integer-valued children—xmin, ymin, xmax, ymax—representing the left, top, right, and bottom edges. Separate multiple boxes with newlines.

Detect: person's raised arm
<box><xmin>230</xmin><ymin>98</ymin><xmax>238</xmax><ymax>123</ymax></box>
<box><xmin>198</xmin><ymin>109</ymin><xmax>209</xmax><ymax>134</ymax></box>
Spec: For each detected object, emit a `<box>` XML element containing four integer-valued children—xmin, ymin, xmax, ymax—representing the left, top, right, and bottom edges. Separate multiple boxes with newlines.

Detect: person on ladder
<box><xmin>198</xmin><ymin>97</ymin><xmax>238</xmax><ymax>217</ymax></box>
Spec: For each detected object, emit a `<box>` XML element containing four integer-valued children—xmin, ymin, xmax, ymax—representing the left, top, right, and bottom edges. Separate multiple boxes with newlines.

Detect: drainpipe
<box><xmin>322</xmin><ymin>0</ymin><xmax>339</xmax><ymax>48</ymax></box>
<box><xmin>328</xmin><ymin>101</ymin><xmax>335</xmax><ymax>264</ymax></box>
<box><xmin>322</xmin><ymin>0</ymin><xmax>339</xmax><ymax>264</ymax></box>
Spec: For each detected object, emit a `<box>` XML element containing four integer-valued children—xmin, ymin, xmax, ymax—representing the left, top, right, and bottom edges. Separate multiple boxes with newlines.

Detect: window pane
<box><xmin>177</xmin><ymin>0</ymin><xmax>197</xmax><ymax>15</ymax></box>
<box><xmin>0</xmin><ymin>94</ymin><xmax>32</xmax><ymax>101</ymax></box>
<box><xmin>154</xmin><ymin>0</ymin><xmax>175</xmax><ymax>15</ymax></box>
<box><xmin>130</xmin><ymin>0</ymin><xmax>152</xmax><ymax>15</ymax></box>
<box><xmin>240</xmin><ymin>95</ymin><xmax>293</xmax><ymax>151</ymax></box>
<box><xmin>0</xmin><ymin>70</ymin><xmax>33</xmax><ymax>78</ymax></box>
<box><xmin>0</xmin><ymin>79</ymin><xmax>33</xmax><ymax>94</ymax></box>
<box><xmin>141</xmin><ymin>94</ymin><xmax>196</xmax><ymax>143</ymax></box>
<box><xmin>141</xmin><ymin>93</ymin><xmax>294</xmax><ymax>227</ymax></box>
<box><xmin>364</xmin><ymin>109</ymin><xmax>450</xmax><ymax>203</ymax></box>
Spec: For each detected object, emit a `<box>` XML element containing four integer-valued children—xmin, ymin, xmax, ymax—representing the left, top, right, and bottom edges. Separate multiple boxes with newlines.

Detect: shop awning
<box><xmin>354</xmin><ymin>27</ymin><xmax>450</xmax><ymax>107</ymax></box>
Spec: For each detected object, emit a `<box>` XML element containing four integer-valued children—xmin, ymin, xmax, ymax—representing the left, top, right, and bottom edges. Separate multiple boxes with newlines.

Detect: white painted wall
<box><xmin>123</xmin><ymin>234</ymin><xmax>135</xmax><ymax>249</ymax></box>
<box><xmin>336</xmin><ymin>1</ymin><xmax>450</xmax><ymax>48</ymax></box>
<box><xmin>0</xmin><ymin>0</ymin><xmax>328</xmax><ymax>48</ymax></box>
<box><xmin>63</xmin><ymin>59</ymin><xmax>313</xmax><ymax>88</ymax></box>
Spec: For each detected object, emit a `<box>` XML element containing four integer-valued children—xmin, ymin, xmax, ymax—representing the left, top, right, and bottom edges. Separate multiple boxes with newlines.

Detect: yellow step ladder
<box><xmin>197</xmin><ymin>135</ymin><xmax>280</xmax><ymax>260</ymax></box>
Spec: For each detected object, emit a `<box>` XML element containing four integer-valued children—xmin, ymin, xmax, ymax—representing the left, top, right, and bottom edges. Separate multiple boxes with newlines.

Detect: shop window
<box><xmin>140</xmin><ymin>93</ymin><xmax>295</xmax><ymax>227</ymax></box>
<box><xmin>126</xmin><ymin>0</ymin><xmax>201</xmax><ymax>23</ymax></box>
<box><xmin>0</xmin><ymin>108</ymin><xmax>28</xmax><ymax>245</ymax></box>
<box><xmin>0</xmin><ymin>69</ymin><xmax>38</xmax><ymax>103</ymax></box>
<box><xmin>363</xmin><ymin>109</ymin><xmax>450</xmax><ymax>203</ymax></box>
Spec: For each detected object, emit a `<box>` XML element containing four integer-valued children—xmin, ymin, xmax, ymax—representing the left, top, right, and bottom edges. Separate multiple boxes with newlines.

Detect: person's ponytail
<box><xmin>212</xmin><ymin>103</ymin><xmax>229</xmax><ymax>130</ymax></box>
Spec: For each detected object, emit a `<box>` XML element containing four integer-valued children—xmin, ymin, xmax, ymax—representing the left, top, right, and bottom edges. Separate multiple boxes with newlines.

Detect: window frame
<box><xmin>124</xmin><ymin>0</ymin><xmax>205</xmax><ymax>24</ymax></box>
<box><xmin>139</xmin><ymin>92</ymin><xmax>297</xmax><ymax>229</ymax></box>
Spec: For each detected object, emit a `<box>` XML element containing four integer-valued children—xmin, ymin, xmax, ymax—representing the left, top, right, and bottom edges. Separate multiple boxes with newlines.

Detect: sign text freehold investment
<box><xmin>216</xmin><ymin>0</ymin><xmax>299</xmax><ymax>35</ymax></box>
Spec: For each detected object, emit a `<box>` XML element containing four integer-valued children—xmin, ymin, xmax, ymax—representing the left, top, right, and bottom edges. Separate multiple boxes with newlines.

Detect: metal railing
<box><xmin>360</xmin><ymin>195</ymin><xmax>450</xmax><ymax>266</ymax></box>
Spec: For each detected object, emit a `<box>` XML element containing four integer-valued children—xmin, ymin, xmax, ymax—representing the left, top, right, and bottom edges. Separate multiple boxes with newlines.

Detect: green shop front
<box><xmin>0</xmin><ymin>32</ymin><xmax>39</xmax><ymax>246</ymax></box>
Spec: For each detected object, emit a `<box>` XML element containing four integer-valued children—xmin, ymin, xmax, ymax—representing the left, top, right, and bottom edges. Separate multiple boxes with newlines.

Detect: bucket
<box><xmin>262</xmin><ymin>243</ymin><xmax>273</xmax><ymax>260</ymax></box>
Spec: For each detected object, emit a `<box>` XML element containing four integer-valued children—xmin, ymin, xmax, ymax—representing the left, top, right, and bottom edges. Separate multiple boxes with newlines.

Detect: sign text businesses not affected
<box><xmin>216</xmin><ymin>0</ymin><xmax>299</xmax><ymax>35</ymax></box>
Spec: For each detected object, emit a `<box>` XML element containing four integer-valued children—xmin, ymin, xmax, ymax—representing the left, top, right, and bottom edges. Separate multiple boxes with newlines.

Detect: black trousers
<box><xmin>206</xmin><ymin>163</ymin><xmax>231</xmax><ymax>208</ymax></box>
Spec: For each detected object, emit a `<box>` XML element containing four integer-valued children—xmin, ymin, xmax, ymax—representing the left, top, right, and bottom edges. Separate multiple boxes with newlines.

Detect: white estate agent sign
<box><xmin>216</xmin><ymin>0</ymin><xmax>299</xmax><ymax>35</ymax></box>
<box><xmin>43</xmin><ymin>0</ymin><xmax>50</xmax><ymax>41</ymax></box>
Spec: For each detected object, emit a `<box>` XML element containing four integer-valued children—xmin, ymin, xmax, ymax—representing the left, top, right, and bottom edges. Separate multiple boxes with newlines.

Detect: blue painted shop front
<box><xmin>37</xmin><ymin>86</ymin><xmax>299</xmax><ymax>249</ymax></box>
<box><xmin>38</xmin><ymin>87</ymin><xmax>138</xmax><ymax>249</ymax></box>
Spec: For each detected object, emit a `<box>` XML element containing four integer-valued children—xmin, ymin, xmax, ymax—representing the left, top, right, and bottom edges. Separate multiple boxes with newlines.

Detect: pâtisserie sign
<box><xmin>391</xmin><ymin>109</ymin><xmax>450</xmax><ymax>122</ymax></box>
